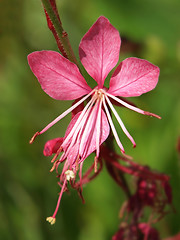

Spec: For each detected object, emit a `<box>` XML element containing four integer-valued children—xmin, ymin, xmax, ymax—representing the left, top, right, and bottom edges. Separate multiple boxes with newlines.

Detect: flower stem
<box><xmin>41</xmin><ymin>0</ymin><xmax>78</xmax><ymax>66</ymax></box>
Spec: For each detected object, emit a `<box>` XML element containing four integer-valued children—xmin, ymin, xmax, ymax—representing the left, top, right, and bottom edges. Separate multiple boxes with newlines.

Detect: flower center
<box><xmin>94</xmin><ymin>88</ymin><xmax>105</xmax><ymax>101</ymax></box>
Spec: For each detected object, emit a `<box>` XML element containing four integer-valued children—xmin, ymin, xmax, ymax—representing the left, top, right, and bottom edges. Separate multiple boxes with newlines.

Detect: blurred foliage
<box><xmin>0</xmin><ymin>0</ymin><xmax>180</xmax><ymax>239</ymax></box>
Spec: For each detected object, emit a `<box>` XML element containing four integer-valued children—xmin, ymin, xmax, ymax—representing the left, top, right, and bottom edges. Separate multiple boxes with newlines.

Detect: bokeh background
<box><xmin>0</xmin><ymin>0</ymin><xmax>180</xmax><ymax>239</ymax></box>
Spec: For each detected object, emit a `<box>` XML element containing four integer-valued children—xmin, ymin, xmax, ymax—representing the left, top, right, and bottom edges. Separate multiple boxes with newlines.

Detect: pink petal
<box><xmin>79</xmin><ymin>16</ymin><xmax>121</xmax><ymax>88</ymax></box>
<box><xmin>28</xmin><ymin>51</ymin><xmax>91</xmax><ymax>100</ymax></box>
<box><xmin>108</xmin><ymin>57</ymin><xmax>160</xmax><ymax>97</ymax></box>
<box><xmin>43</xmin><ymin>138</ymin><xmax>63</xmax><ymax>156</ymax></box>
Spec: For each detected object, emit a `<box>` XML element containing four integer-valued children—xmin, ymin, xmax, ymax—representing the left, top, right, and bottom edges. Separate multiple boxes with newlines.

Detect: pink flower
<box><xmin>28</xmin><ymin>16</ymin><xmax>160</xmax><ymax>222</ymax></box>
<box><xmin>112</xmin><ymin>223</ymin><xmax>160</xmax><ymax>240</ymax></box>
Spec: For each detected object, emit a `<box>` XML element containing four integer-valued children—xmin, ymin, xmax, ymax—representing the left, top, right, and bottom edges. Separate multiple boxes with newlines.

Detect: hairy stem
<box><xmin>41</xmin><ymin>0</ymin><xmax>78</xmax><ymax>65</ymax></box>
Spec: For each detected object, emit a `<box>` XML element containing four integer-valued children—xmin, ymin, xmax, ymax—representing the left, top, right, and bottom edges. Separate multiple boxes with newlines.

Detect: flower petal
<box><xmin>79</xmin><ymin>16</ymin><xmax>121</xmax><ymax>88</ymax></box>
<box><xmin>28</xmin><ymin>51</ymin><xmax>91</xmax><ymax>100</ymax></box>
<box><xmin>43</xmin><ymin>138</ymin><xmax>63</xmax><ymax>156</ymax></box>
<box><xmin>108</xmin><ymin>57</ymin><xmax>160</xmax><ymax>97</ymax></box>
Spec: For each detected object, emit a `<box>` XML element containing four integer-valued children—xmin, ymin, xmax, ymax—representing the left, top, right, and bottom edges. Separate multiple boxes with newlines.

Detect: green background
<box><xmin>0</xmin><ymin>0</ymin><xmax>180</xmax><ymax>239</ymax></box>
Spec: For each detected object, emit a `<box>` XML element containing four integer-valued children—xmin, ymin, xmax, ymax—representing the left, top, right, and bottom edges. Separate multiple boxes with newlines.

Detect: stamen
<box><xmin>50</xmin><ymin>159</ymin><xmax>59</xmax><ymax>172</ymax></box>
<box><xmin>96</xmin><ymin>99</ymin><xmax>103</xmax><ymax>158</ymax></box>
<box><xmin>143</xmin><ymin>111</ymin><xmax>162</xmax><ymax>119</ymax></box>
<box><xmin>94</xmin><ymin>156</ymin><xmax>98</xmax><ymax>173</ymax></box>
<box><xmin>79</xmin><ymin>100</ymin><xmax>99</xmax><ymax>157</ymax></box>
<box><xmin>61</xmin><ymin>96</ymin><xmax>96</xmax><ymax>167</ymax></box>
<box><xmin>102</xmin><ymin>96</ymin><xmax>125</xmax><ymax>153</ymax></box>
<box><xmin>40</xmin><ymin>89</ymin><xmax>95</xmax><ymax>135</ymax></box>
<box><xmin>29</xmin><ymin>131</ymin><xmax>40</xmax><ymax>144</ymax></box>
<box><xmin>79</xmin><ymin>162</ymin><xmax>83</xmax><ymax>189</ymax></box>
<box><xmin>62</xmin><ymin>93</ymin><xmax>97</xmax><ymax>148</ymax></box>
<box><xmin>63</xmin><ymin>94</ymin><xmax>98</xmax><ymax>165</ymax></box>
<box><xmin>51</xmin><ymin>146</ymin><xmax>63</xmax><ymax>163</ymax></box>
<box><xmin>75</xmin><ymin>105</ymin><xmax>96</xmax><ymax>157</ymax></box>
<box><xmin>75</xmin><ymin>154</ymin><xmax>80</xmax><ymax>171</ymax></box>
<box><xmin>105</xmin><ymin>95</ymin><xmax>136</xmax><ymax>147</ymax></box>
<box><xmin>106</xmin><ymin>92</ymin><xmax>161</xmax><ymax>119</ymax></box>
